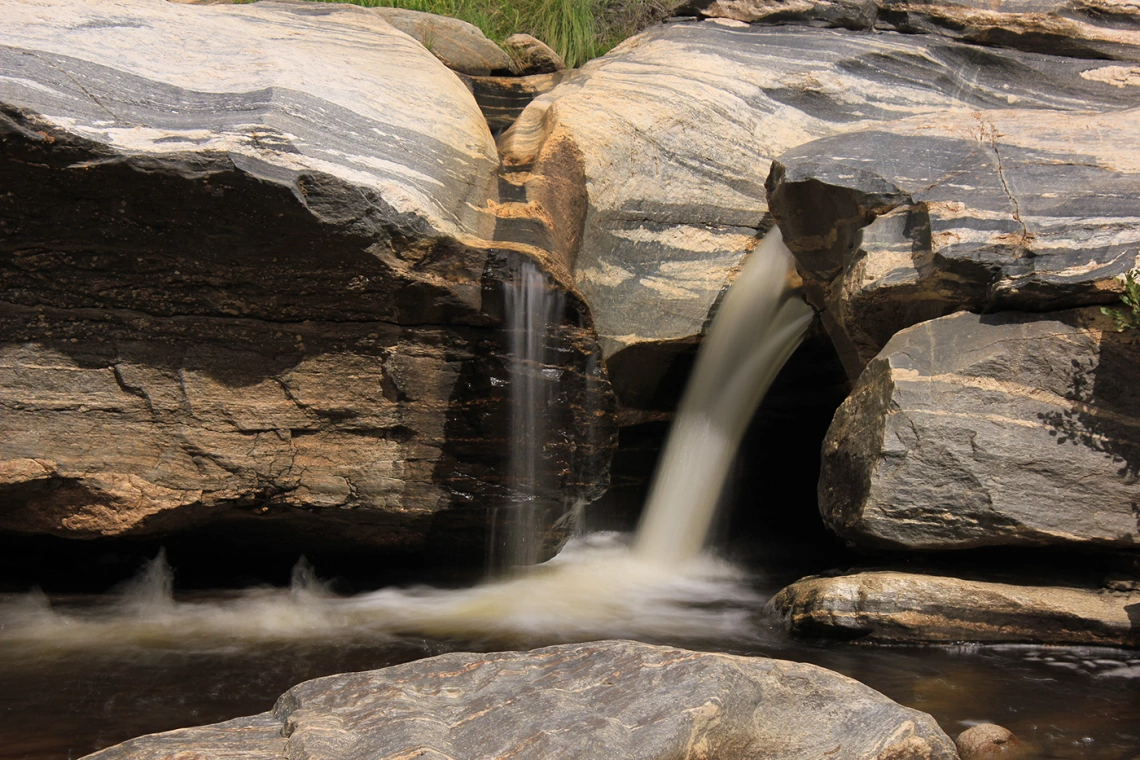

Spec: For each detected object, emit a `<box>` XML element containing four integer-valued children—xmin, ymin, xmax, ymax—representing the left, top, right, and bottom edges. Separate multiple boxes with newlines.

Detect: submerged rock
<box><xmin>818</xmin><ymin>309</ymin><xmax>1140</xmax><ymax>552</ymax></box>
<box><xmin>84</xmin><ymin>640</ymin><xmax>959</xmax><ymax>760</ymax></box>
<box><xmin>500</xmin><ymin>18</ymin><xmax>1140</xmax><ymax>405</ymax></box>
<box><xmin>0</xmin><ymin>0</ymin><xmax>615</xmax><ymax>559</ymax></box>
<box><xmin>768</xmin><ymin>571</ymin><xmax>1140</xmax><ymax>646</ymax></box>
<box><xmin>956</xmin><ymin>724</ymin><xmax>1025</xmax><ymax>760</ymax></box>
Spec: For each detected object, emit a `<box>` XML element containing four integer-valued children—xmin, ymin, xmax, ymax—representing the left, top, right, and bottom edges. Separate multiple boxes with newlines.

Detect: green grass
<box><xmin>311</xmin><ymin>0</ymin><xmax>669</xmax><ymax>68</ymax></box>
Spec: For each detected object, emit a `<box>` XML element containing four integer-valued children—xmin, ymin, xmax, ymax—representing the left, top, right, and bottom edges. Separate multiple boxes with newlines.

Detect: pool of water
<box><xmin>1</xmin><ymin>538</ymin><xmax>1137</xmax><ymax>759</ymax></box>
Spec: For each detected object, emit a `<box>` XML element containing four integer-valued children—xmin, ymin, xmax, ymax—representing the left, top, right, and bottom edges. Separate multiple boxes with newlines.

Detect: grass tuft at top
<box><xmin>311</xmin><ymin>0</ymin><xmax>671</xmax><ymax>68</ymax></box>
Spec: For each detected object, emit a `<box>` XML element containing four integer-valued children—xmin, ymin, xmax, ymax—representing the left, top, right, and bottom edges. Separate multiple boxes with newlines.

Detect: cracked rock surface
<box><xmin>84</xmin><ymin>640</ymin><xmax>959</xmax><ymax>760</ymax></box>
<box><xmin>819</xmin><ymin>309</ymin><xmax>1140</xmax><ymax>552</ymax></box>
<box><xmin>0</xmin><ymin>0</ymin><xmax>615</xmax><ymax>557</ymax></box>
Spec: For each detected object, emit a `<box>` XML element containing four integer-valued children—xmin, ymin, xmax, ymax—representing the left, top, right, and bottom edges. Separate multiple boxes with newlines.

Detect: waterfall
<box><xmin>634</xmin><ymin>228</ymin><xmax>814</xmax><ymax>566</ymax></box>
<box><xmin>0</xmin><ymin>234</ymin><xmax>809</xmax><ymax>652</ymax></box>
<box><xmin>494</xmin><ymin>258</ymin><xmax>565</xmax><ymax>571</ymax></box>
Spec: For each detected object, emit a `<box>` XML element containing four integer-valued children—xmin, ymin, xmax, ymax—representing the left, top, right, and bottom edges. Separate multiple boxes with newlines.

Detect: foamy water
<box><xmin>0</xmin><ymin>534</ymin><xmax>764</xmax><ymax>657</ymax></box>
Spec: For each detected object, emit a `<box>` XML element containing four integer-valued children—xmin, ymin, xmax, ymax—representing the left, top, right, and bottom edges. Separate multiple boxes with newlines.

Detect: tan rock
<box><xmin>769</xmin><ymin>571</ymin><xmax>1140</xmax><ymax>645</ymax></box>
<box><xmin>956</xmin><ymin>724</ymin><xmax>1025</xmax><ymax>760</ymax></box>
<box><xmin>504</xmin><ymin>33</ymin><xmax>567</xmax><ymax>74</ymax></box>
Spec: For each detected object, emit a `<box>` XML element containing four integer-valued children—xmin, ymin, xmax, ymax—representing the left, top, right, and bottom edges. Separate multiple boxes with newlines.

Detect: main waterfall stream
<box><xmin>1</xmin><ymin>232</ymin><xmax>1137</xmax><ymax>759</ymax></box>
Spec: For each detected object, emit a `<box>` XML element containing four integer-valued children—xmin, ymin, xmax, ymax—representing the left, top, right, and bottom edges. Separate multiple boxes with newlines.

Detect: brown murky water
<box><xmin>1</xmin><ymin>541</ymin><xmax>1137</xmax><ymax>760</ymax></box>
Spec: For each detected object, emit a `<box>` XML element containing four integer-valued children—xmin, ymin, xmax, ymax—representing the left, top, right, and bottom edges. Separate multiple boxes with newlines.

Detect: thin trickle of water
<box><xmin>635</xmin><ymin>228</ymin><xmax>814</xmax><ymax>566</ymax></box>
<box><xmin>495</xmin><ymin>259</ymin><xmax>565</xmax><ymax>571</ymax></box>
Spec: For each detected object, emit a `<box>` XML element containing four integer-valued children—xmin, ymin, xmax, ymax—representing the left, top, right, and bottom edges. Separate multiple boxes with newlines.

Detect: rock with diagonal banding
<box><xmin>500</xmin><ymin>19</ymin><xmax>1140</xmax><ymax>406</ymax></box>
<box><xmin>819</xmin><ymin>309</ymin><xmax>1140</xmax><ymax>551</ymax></box>
<box><xmin>83</xmin><ymin>640</ymin><xmax>959</xmax><ymax>760</ymax></box>
<box><xmin>768</xmin><ymin>108</ymin><xmax>1140</xmax><ymax>375</ymax></box>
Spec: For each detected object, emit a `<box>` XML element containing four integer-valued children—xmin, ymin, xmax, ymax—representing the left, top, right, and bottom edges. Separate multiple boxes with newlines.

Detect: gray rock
<box><xmin>500</xmin><ymin>20</ymin><xmax>1140</xmax><ymax>406</ymax></box>
<box><xmin>504</xmin><ymin>33</ymin><xmax>567</xmax><ymax>74</ymax></box>
<box><xmin>83</xmin><ymin>640</ymin><xmax>959</xmax><ymax>760</ymax></box>
<box><xmin>0</xmin><ymin>0</ymin><xmax>615</xmax><ymax>558</ymax></box>
<box><xmin>819</xmin><ymin>309</ymin><xmax>1140</xmax><ymax>552</ymax></box>
<box><xmin>768</xmin><ymin>571</ymin><xmax>1140</xmax><ymax>646</ymax></box>
<box><xmin>675</xmin><ymin>0</ymin><xmax>1140</xmax><ymax>61</ymax></box>
<box><xmin>370</xmin><ymin>6</ymin><xmax>516</xmax><ymax>75</ymax></box>
<box><xmin>768</xmin><ymin>108</ymin><xmax>1140</xmax><ymax>374</ymax></box>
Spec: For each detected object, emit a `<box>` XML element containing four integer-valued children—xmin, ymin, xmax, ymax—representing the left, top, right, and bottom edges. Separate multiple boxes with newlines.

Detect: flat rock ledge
<box><xmin>84</xmin><ymin>640</ymin><xmax>959</xmax><ymax>760</ymax></box>
<box><xmin>768</xmin><ymin>571</ymin><xmax>1140</xmax><ymax>646</ymax></box>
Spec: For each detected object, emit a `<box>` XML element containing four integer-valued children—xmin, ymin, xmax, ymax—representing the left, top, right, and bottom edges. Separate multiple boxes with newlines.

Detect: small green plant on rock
<box><xmin>1102</xmin><ymin>265</ymin><xmax>1140</xmax><ymax>330</ymax></box>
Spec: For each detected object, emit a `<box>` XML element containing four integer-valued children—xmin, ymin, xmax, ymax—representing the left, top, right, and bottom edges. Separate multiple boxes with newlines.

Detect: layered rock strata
<box><xmin>0</xmin><ymin>0</ymin><xmax>615</xmax><ymax>557</ymax></box>
<box><xmin>768</xmin><ymin>108</ymin><xmax>1140</xmax><ymax>373</ymax></box>
<box><xmin>819</xmin><ymin>309</ymin><xmax>1140</xmax><ymax>551</ymax></box>
<box><xmin>85</xmin><ymin>640</ymin><xmax>959</xmax><ymax>760</ymax></box>
<box><xmin>769</xmin><ymin>571</ymin><xmax>1140</xmax><ymax>646</ymax></box>
<box><xmin>676</xmin><ymin>0</ymin><xmax>1140</xmax><ymax>62</ymax></box>
<box><xmin>500</xmin><ymin>18</ymin><xmax>1140</xmax><ymax>404</ymax></box>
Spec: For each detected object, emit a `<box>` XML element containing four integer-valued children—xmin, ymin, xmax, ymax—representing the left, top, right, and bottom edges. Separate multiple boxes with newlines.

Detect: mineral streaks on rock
<box><xmin>85</xmin><ymin>640</ymin><xmax>959</xmax><ymax>760</ymax></box>
<box><xmin>0</xmin><ymin>0</ymin><xmax>616</xmax><ymax>556</ymax></box>
<box><xmin>819</xmin><ymin>309</ymin><xmax>1140</xmax><ymax>551</ymax></box>
<box><xmin>0</xmin><ymin>0</ymin><xmax>499</xmax><ymax>243</ymax></box>
<box><xmin>769</xmin><ymin>571</ymin><xmax>1140</xmax><ymax>646</ymax></box>
<box><xmin>503</xmin><ymin>20</ymin><xmax>1140</xmax><ymax>404</ymax></box>
<box><xmin>677</xmin><ymin>0</ymin><xmax>1140</xmax><ymax>62</ymax></box>
<box><xmin>771</xmin><ymin>107</ymin><xmax>1140</xmax><ymax>373</ymax></box>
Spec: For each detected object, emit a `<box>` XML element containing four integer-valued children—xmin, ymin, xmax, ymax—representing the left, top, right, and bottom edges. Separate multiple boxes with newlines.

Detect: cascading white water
<box><xmin>0</xmin><ymin>229</ymin><xmax>811</xmax><ymax>652</ymax></box>
<box><xmin>495</xmin><ymin>259</ymin><xmax>565</xmax><ymax>570</ymax></box>
<box><xmin>635</xmin><ymin>228</ymin><xmax>814</xmax><ymax>566</ymax></box>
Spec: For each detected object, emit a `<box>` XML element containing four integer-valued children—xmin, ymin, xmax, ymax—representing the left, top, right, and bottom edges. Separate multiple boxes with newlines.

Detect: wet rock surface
<box><xmin>84</xmin><ymin>640</ymin><xmax>959</xmax><ymax>760</ymax></box>
<box><xmin>0</xmin><ymin>0</ymin><xmax>615</xmax><ymax>557</ymax></box>
<box><xmin>768</xmin><ymin>571</ymin><xmax>1140</xmax><ymax>646</ymax></box>
<box><xmin>955</xmin><ymin>724</ymin><xmax>1024</xmax><ymax>760</ymax></box>
<box><xmin>819</xmin><ymin>309</ymin><xmax>1140</xmax><ymax>552</ymax></box>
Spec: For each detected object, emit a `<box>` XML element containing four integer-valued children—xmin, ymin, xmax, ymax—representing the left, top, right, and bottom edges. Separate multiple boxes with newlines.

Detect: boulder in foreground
<box><xmin>769</xmin><ymin>571</ymin><xmax>1140</xmax><ymax>646</ymax></box>
<box><xmin>84</xmin><ymin>640</ymin><xmax>958</xmax><ymax>760</ymax></box>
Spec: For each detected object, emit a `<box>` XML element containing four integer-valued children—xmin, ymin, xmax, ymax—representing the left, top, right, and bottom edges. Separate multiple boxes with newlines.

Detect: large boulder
<box><xmin>0</xmin><ymin>0</ymin><xmax>615</xmax><ymax>559</ymax></box>
<box><xmin>819</xmin><ymin>309</ymin><xmax>1140</xmax><ymax>552</ymax></box>
<box><xmin>499</xmin><ymin>18</ymin><xmax>1140</xmax><ymax>406</ymax></box>
<box><xmin>676</xmin><ymin>0</ymin><xmax>1140</xmax><ymax>62</ymax></box>
<box><xmin>768</xmin><ymin>571</ymin><xmax>1140</xmax><ymax>646</ymax></box>
<box><xmin>84</xmin><ymin>640</ymin><xmax>959</xmax><ymax>760</ymax></box>
<box><xmin>768</xmin><ymin>107</ymin><xmax>1140</xmax><ymax>373</ymax></box>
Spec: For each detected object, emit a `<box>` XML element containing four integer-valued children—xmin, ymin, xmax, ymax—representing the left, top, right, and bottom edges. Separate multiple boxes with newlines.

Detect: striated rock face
<box><xmin>500</xmin><ymin>18</ymin><xmax>1140</xmax><ymax>404</ymax></box>
<box><xmin>0</xmin><ymin>0</ymin><xmax>615</xmax><ymax>558</ymax></box>
<box><xmin>676</xmin><ymin>0</ymin><xmax>1140</xmax><ymax>62</ymax></box>
<box><xmin>768</xmin><ymin>108</ymin><xmax>1140</xmax><ymax>373</ymax></box>
<box><xmin>819</xmin><ymin>309</ymin><xmax>1140</xmax><ymax>552</ymax></box>
<box><xmin>84</xmin><ymin>640</ymin><xmax>959</xmax><ymax>760</ymax></box>
<box><xmin>768</xmin><ymin>571</ymin><xmax>1140</xmax><ymax>646</ymax></box>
